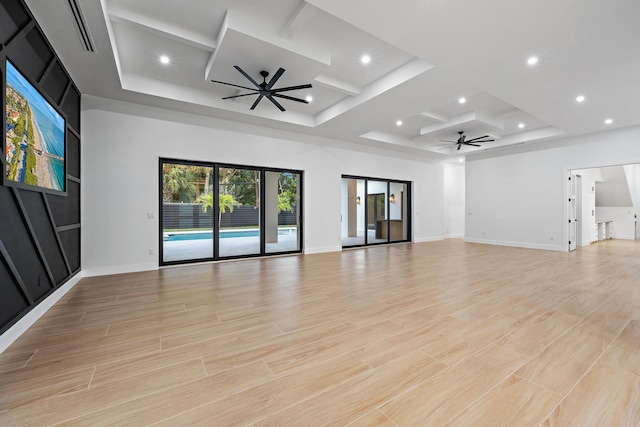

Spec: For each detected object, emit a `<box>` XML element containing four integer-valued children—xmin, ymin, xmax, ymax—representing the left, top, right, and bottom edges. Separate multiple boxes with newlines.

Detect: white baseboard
<box><xmin>612</xmin><ymin>234</ymin><xmax>635</xmax><ymax>240</ymax></box>
<box><xmin>414</xmin><ymin>236</ymin><xmax>445</xmax><ymax>243</ymax></box>
<box><xmin>82</xmin><ymin>263</ymin><xmax>158</xmax><ymax>278</ymax></box>
<box><xmin>464</xmin><ymin>237</ymin><xmax>565</xmax><ymax>252</ymax></box>
<box><xmin>445</xmin><ymin>233</ymin><xmax>464</xmax><ymax>239</ymax></box>
<box><xmin>0</xmin><ymin>272</ymin><xmax>83</xmax><ymax>354</ymax></box>
<box><xmin>305</xmin><ymin>246</ymin><xmax>342</xmax><ymax>255</ymax></box>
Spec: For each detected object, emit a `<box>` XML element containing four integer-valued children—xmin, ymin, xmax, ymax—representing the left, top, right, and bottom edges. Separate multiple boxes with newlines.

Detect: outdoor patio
<box><xmin>162</xmin><ymin>229</ymin><xmax>299</xmax><ymax>262</ymax></box>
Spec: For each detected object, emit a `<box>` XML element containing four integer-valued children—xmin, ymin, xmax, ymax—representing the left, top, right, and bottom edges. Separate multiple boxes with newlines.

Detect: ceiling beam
<box><xmin>108</xmin><ymin>7</ymin><xmax>217</xmax><ymax>52</ymax></box>
<box><xmin>313</xmin><ymin>75</ymin><xmax>360</xmax><ymax>96</ymax></box>
<box><xmin>281</xmin><ymin>2</ymin><xmax>317</xmax><ymax>39</ymax></box>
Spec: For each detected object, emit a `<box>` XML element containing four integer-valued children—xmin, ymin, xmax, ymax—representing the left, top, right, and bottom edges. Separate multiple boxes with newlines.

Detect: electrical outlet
<box><xmin>148</xmin><ymin>248</ymin><xmax>155</xmax><ymax>255</ymax></box>
<box><xmin>147</xmin><ymin>212</ymin><xmax>156</xmax><ymax>219</ymax></box>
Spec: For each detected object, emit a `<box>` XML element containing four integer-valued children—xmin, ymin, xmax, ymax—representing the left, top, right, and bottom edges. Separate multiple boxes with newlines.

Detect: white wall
<box><xmin>466</xmin><ymin>125</ymin><xmax>640</xmax><ymax>251</ymax></box>
<box><xmin>444</xmin><ymin>163</ymin><xmax>465</xmax><ymax>238</ymax></box>
<box><xmin>81</xmin><ymin>97</ymin><xmax>446</xmax><ymax>276</ymax></box>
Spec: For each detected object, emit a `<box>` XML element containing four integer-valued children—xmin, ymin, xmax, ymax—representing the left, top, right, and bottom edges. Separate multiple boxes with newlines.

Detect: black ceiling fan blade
<box><xmin>465</xmin><ymin>135</ymin><xmax>490</xmax><ymax>143</ymax></box>
<box><xmin>211</xmin><ymin>80</ymin><xmax>259</xmax><ymax>92</ymax></box>
<box><xmin>272</xmin><ymin>93</ymin><xmax>308</xmax><ymax>104</ymax></box>
<box><xmin>271</xmin><ymin>84</ymin><xmax>313</xmax><ymax>93</ymax></box>
<box><xmin>457</xmin><ymin>144</ymin><xmax>462</xmax><ymax>151</ymax></box>
<box><xmin>221</xmin><ymin>93</ymin><xmax>259</xmax><ymax>100</ymax></box>
<box><xmin>466</xmin><ymin>139</ymin><xmax>494</xmax><ymax>144</ymax></box>
<box><xmin>266</xmin><ymin>94</ymin><xmax>286</xmax><ymax>111</ymax></box>
<box><xmin>438</xmin><ymin>139</ymin><xmax>457</xmax><ymax>143</ymax></box>
<box><xmin>250</xmin><ymin>94</ymin><xmax>264</xmax><ymax>110</ymax></box>
<box><xmin>233</xmin><ymin>65</ymin><xmax>261</xmax><ymax>88</ymax></box>
<box><xmin>266</xmin><ymin>67</ymin><xmax>285</xmax><ymax>90</ymax></box>
<box><xmin>465</xmin><ymin>143</ymin><xmax>481</xmax><ymax>147</ymax></box>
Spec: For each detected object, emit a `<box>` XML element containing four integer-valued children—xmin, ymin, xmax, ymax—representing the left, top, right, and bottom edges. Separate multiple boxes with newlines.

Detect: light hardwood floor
<box><xmin>1</xmin><ymin>239</ymin><xmax>639</xmax><ymax>426</ymax></box>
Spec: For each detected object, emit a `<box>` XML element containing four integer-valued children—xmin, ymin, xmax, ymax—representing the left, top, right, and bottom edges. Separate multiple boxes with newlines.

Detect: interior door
<box><xmin>568</xmin><ymin>173</ymin><xmax>577</xmax><ymax>251</ymax></box>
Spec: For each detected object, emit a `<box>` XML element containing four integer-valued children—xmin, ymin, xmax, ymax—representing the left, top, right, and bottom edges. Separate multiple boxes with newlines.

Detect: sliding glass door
<box><xmin>160</xmin><ymin>159</ymin><xmax>303</xmax><ymax>265</ymax></box>
<box><xmin>341</xmin><ymin>178</ymin><xmax>365</xmax><ymax>246</ymax></box>
<box><xmin>265</xmin><ymin>171</ymin><xmax>301</xmax><ymax>253</ymax></box>
<box><xmin>161</xmin><ymin>161</ymin><xmax>214</xmax><ymax>263</ymax></box>
<box><xmin>341</xmin><ymin>175</ymin><xmax>411</xmax><ymax>247</ymax></box>
<box><xmin>218</xmin><ymin>167</ymin><xmax>261</xmax><ymax>258</ymax></box>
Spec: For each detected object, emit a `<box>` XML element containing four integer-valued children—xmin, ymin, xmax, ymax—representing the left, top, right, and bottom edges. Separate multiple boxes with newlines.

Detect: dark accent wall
<box><xmin>0</xmin><ymin>0</ymin><xmax>81</xmax><ymax>334</ymax></box>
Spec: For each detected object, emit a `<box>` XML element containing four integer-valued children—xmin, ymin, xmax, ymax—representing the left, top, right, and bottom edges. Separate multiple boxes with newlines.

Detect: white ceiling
<box><xmin>25</xmin><ymin>0</ymin><xmax>640</xmax><ymax>159</ymax></box>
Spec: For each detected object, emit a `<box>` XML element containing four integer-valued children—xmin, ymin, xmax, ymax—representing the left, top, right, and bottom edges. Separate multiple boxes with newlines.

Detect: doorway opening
<box><xmin>568</xmin><ymin>164</ymin><xmax>640</xmax><ymax>250</ymax></box>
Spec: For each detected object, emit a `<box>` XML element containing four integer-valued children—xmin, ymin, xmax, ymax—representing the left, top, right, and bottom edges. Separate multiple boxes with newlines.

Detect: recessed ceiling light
<box><xmin>458</xmin><ymin>97</ymin><xmax>466</xmax><ymax>104</ymax></box>
<box><xmin>160</xmin><ymin>55</ymin><xmax>170</xmax><ymax>65</ymax></box>
<box><xmin>605</xmin><ymin>118</ymin><xmax>613</xmax><ymax>125</ymax></box>
<box><xmin>361</xmin><ymin>55</ymin><xmax>371</xmax><ymax>64</ymax></box>
<box><xmin>576</xmin><ymin>95</ymin><xmax>585</xmax><ymax>103</ymax></box>
<box><xmin>396</xmin><ymin>120</ymin><xmax>403</xmax><ymax>126</ymax></box>
<box><xmin>305</xmin><ymin>95</ymin><xmax>313</xmax><ymax>103</ymax></box>
<box><xmin>527</xmin><ymin>56</ymin><xmax>538</xmax><ymax>66</ymax></box>
<box><xmin>518</xmin><ymin>123</ymin><xmax>525</xmax><ymax>129</ymax></box>
<box><xmin>458</xmin><ymin>158</ymin><xmax>464</xmax><ymax>163</ymax></box>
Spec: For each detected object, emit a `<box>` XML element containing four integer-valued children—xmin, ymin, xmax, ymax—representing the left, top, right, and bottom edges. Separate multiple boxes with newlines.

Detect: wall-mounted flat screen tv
<box><xmin>5</xmin><ymin>60</ymin><xmax>66</xmax><ymax>193</ymax></box>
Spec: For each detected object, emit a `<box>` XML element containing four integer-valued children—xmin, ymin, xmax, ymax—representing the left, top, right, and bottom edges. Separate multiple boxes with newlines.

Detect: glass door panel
<box><xmin>389</xmin><ymin>182</ymin><xmax>408</xmax><ymax>242</ymax></box>
<box><xmin>265</xmin><ymin>171</ymin><xmax>301</xmax><ymax>253</ymax></box>
<box><xmin>341</xmin><ymin>175</ymin><xmax>410</xmax><ymax>248</ymax></box>
<box><xmin>367</xmin><ymin>180</ymin><xmax>388</xmax><ymax>244</ymax></box>
<box><xmin>161</xmin><ymin>162</ymin><xmax>214</xmax><ymax>263</ymax></box>
<box><xmin>218</xmin><ymin>167</ymin><xmax>261</xmax><ymax>257</ymax></box>
<box><xmin>341</xmin><ymin>178</ymin><xmax>365</xmax><ymax>246</ymax></box>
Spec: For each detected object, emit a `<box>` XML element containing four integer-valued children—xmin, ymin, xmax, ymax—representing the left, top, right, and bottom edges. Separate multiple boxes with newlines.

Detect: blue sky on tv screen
<box><xmin>6</xmin><ymin>61</ymin><xmax>65</xmax><ymax>133</ymax></box>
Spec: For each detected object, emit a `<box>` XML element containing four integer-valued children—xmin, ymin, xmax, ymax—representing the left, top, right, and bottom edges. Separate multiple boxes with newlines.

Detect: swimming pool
<box><xmin>164</xmin><ymin>229</ymin><xmax>294</xmax><ymax>241</ymax></box>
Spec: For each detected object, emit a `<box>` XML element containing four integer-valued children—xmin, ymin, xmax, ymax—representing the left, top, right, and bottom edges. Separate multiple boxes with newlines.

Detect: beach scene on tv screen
<box><xmin>5</xmin><ymin>61</ymin><xmax>65</xmax><ymax>191</ymax></box>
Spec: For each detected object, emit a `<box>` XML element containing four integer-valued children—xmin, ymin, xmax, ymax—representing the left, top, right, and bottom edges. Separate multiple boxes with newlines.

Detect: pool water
<box><xmin>165</xmin><ymin>229</ymin><xmax>294</xmax><ymax>241</ymax></box>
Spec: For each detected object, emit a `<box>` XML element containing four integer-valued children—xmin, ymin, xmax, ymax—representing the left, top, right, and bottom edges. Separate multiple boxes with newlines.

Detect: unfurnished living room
<box><xmin>1</xmin><ymin>0</ymin><xmax>639</xmax><ymax>425</ymax></box>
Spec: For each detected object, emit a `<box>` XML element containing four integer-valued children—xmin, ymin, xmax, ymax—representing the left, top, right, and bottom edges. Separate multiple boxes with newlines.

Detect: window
<box><xmin>341</xmin><ymin>175</ymin><xmax>410</xmax><ymax>247</ymax></box>
<box><xmin>160</xmin><ymin>159</ymin><xmax>303</xmax><ymax>265</ymax></box>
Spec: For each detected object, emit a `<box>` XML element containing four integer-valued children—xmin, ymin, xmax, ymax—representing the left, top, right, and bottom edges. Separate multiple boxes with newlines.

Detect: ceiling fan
<box><xmin>211</xmin><ymin>66</ymin><xmax>312</xmax><ymax>112</ymax></box>
<box><xmin>435</xmin><ymin>131</ymin><xmax>495</xmax><ymax>151</ymax></box>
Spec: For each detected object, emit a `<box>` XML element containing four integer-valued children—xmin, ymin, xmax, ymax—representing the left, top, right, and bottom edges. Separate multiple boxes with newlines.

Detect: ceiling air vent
<box><xmin>67</xmin><ymin>0</ymin><xmax>95</xmax><ymax>52</ymax></box>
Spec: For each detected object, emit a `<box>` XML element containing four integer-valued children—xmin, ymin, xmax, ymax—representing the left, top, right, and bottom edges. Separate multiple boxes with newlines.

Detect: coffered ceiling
<box><xmin>25</xmin><ymin>0</ymin><xmax>640</xmax><ymax>158</ymax></box>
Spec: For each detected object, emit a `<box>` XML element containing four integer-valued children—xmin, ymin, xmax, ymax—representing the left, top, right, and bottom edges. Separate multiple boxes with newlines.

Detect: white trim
<box><xmin>82</xmin><ymin>263</ymin><xmax>158</xmax><ymax>278</ymax></box>
<box><xmin>305</xmin><ymin>246</ymin><xmax>341</xmax><ymax>255</ymax></box>
<box><xmin>445</xmin><ymin>233</ymin><xmax>464</xmax><ymax>239</ymax></box>
<box><xmin>0</xmin><ymin>272</ymin><xmax>83</xmax><ymax>354</ymax></box>
<box><xmin>610</xmin><ymin>235</ymin><xmax>635</xmax><ymax>240</ymax></box>
<box><xmin>414</xmin><ymin>236</ymin><xmax>445</xmax><ymax>243</ymax></box>
<box><xmin>464</xmin><ymin>237</ymin><xmax>566</xmax><ymax>252</ymax></box>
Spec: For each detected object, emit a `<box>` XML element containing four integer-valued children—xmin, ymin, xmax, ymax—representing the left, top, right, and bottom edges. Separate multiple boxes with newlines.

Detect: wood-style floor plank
<box><xmin>443</xmin><ymin>374</ymin><xmax>562</xmax><ymax>427</ymax></box>
<box><xmin>542</xmin><ymin>362</ymin><xmax>640</xmax><ymax>426</ymax></box>
<box><xmin>254</xmin><ymin>351</ymin><xmax>445</xmax><ymax>426</ymax></box>
<box><xmin>0</xmin><ymin>239</ymin><xmax>638</xmax><ymax>425</ymax></box>
<box><xmin>515</xmin><ymin>323</ymin><xmax>611</xmax><ymax>395</ymax></box>
<box><xmin>600</xmin><ymin>320</ymin><xmax>640</xmax><ymax>376</ymax></box>
<box><xmin>151</xmin><ymin>353</ymin><xmax>370</xmax><ymax>426</ymax></box>
<box><xmin>379</xmin><ymin>343</ymin><xmax>529</xmax><ymax>425</ymax></box>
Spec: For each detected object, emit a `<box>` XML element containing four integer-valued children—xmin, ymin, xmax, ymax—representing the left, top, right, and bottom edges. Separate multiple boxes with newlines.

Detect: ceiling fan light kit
<box><xmin>211</xmin><ymin>66</ymin><xmax>312</xmax><ymax>112</ymax></box>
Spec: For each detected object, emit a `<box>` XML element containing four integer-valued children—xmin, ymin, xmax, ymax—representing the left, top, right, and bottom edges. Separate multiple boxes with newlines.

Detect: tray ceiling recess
<box><xmin>30</xmin><ymin>0</ymin><xmax>637</xmax><ymax>158</ymax></box>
